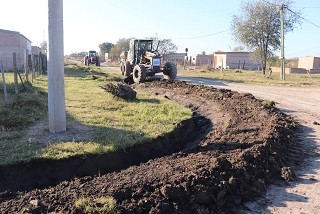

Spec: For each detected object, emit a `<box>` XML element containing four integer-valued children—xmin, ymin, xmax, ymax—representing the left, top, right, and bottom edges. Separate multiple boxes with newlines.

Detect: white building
<box><xmin>0</xmin><ymin>29</ymin><xmax>32</xmax><ymax>70</ymax></box>
<box><xmin>213</xmin><ymin>52</ymin><xmax>260</xmax><ymax>70</ymax></box>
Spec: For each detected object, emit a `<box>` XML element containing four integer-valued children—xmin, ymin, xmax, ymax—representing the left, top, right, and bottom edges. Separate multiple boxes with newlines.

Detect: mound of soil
<box><xmin>0</xmin><ymin>80</ymin><xmax>298</xmax><ymax>213</ymax></box>
<box><xmin>101</xmin><ymin>83</ymin><xmax>137</xmax><ymax>100</ymax></box>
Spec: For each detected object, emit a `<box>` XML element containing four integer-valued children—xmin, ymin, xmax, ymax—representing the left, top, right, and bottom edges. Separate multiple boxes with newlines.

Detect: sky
<box><xmin>0</xmin><ymin>0</ymin><xmax>319</xmax><ymax>58</ymax></box>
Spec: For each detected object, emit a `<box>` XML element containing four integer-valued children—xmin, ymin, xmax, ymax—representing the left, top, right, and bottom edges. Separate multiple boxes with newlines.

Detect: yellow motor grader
<box><xmin>120</xmin><ymin>39</ymin><xmax>177</xmax><ymax>83</ymax></box>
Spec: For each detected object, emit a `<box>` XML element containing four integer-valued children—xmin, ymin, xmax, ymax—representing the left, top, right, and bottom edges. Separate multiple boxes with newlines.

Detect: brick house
<box><xmin>162</xmin><ymin>53</ymin><xmax>186</xmax><ymax>64</ymax></box>
<box><xmin>213</xmin><ymin>52</ymin><xmax>260</xmax><ymax>70</ymax></box>
<box><xmin>0</xmin><ymin>29</ymin><xmax>32</xmax><ymax>71</ymax></box>
<box><xmin>191</xmin><ymin>54</ymin><xmax>213</xmax><ymax>66</ymax></box>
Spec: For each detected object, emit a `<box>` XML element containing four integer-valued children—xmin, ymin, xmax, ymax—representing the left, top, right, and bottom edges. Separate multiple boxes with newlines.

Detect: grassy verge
<box><xmin>179</xmin><ymin>68</ymin><xmax>320</xmax><ymax>87</ymax></box>
<box><xmin>0</xmin><ymin>62</ymin><xmax>191</xmax><ymax>165</ymax></box>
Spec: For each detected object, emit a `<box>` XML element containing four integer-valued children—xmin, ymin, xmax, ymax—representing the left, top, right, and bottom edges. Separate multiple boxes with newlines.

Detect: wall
<box><xmin>313</xmin><ymin>57</ymin><xmax>320</xmax><ymax>69</ymax></box>
<box><xmin>298</xmin><ymin>56</ymin><xmax>315</xmax><ymax>70</ymax></box>
<box><xmin>163</xmin><ymin>53</ymin><xmax>186</xmax><ymax>63</ymax></box>
<box><xmin>310</xmin><ymin>69</ymin><xmax>320</xmax><ymax>74</ymax></box>
<box><xmin>226</xmin><ymin>52</ymin><xmax>260</xmax><ymax>70</ymax></box>
<box><xmin>194</xmin><ymin>54</ymin><xmax>213</xmax><ymax>66</ymax></box>
<box><xmin>213</xmin><ymin>53</ymin><xmax>226</xmax><ymax>69</ymax></box>
<box><xmin>0</xmin><ymin>29</ymin><xmax>20</xmax><ymax>70</ymax></box>
<box><xmin>214</xmin><ymin>52</ymin><xmax>260</xmax><ymax>70</ymax></box>
<box><xmin>290</xmin><ymin>68</ymin><xmax>308</xmax><ymax>74</ymax></box>
<box><xmin>32</xmin><ymin>46</ymin><xmax>41</xmax><ymax>55</ymax></box>
<box><xmin>0</xmin><ymin>29</ymin><xmax>31</xmax><ymax>70</ymax></box>
<box><xmin>270</xmin><ymin>67</ymin><xmax>291</xmax><ymax>74</ymax></box>
<box><xmin>269</xmin><ymin>67</ymin><xmax>320</xmax><ymax>74</ymax></box>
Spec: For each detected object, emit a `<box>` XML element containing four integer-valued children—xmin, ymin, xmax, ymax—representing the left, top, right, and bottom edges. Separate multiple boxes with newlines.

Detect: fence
<box><xmin>0</xmin><ymin>51</ymin><xmax>45</xmax><ymax>103</ymax></box>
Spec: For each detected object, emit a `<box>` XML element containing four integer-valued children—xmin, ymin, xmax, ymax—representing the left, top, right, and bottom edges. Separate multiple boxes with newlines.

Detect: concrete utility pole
<box><xmin>280</xmin><ymin>4</ymin><xmax>286</xmax><ymax>81</ymax></box>
<box><xmin>48</xmin><ymin>0</ymin><xmax>66</xmax><ymax>133</ymax></box>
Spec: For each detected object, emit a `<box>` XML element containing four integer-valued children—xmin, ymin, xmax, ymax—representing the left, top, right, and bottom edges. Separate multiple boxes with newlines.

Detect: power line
<box><xmin>171</xmin><ymin>29</ymin><xmax>229</xmax><ymax>40</ymax></box>
<box><xmin>287</xmin><ymin>7</ymin><xmax>320</xmax><ymax>29</ymax></box>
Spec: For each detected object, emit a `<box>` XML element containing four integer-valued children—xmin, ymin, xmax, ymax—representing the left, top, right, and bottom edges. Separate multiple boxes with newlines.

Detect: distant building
<box><xmin>31</xmin><ymin>46</ymin><xmax>41</xmax><ymax>55</ymax></box>
<box><xmin>298</xmin><ymin>56</ymin><xmax>320</xmax><ymax>70</ymax></box>
<box><xmin>163</xmin><ymin>53</ymin><xmax>186</xmax><ymax>63</ymax></box>
<box><xmin>0</xmin><ymin>28</ymin><xmax>32</xmax><ymax>70</ymax></box>
<box><xmin>213</xmin><ymin>52</ymin><xmax>260</xmax><ymax>70</ymax></box>
<box><xmin>191</xmin><ymin>54</ymin><xmax>213</xmax><ymax>66</ymax></box>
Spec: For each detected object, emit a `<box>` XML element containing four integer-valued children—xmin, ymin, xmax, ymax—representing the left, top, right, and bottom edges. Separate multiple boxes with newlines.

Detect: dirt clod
<box><xmin>101</xmin><ymin>83</ymin><xmax>136</xmax><ymax>100</ymax></box>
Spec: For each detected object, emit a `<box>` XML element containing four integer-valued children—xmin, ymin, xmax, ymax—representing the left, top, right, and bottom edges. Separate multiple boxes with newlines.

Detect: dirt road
<box><xmin>179</xmin><ymin>76</ymin><xmax>320</xmax><ymax>213</ymax></box>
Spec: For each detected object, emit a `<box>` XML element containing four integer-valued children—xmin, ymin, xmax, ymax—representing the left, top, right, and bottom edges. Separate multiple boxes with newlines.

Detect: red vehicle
<box><xmin>84</xmin><ymin>50</ymin><xmax>100</xmax><ymax>66</ymax></box>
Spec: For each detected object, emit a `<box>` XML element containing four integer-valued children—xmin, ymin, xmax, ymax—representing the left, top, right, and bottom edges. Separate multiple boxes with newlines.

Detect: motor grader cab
<box><xmin>120</xmin><ymin>39</ymin><xmax>177</xmax><ymax>83</ymax></box>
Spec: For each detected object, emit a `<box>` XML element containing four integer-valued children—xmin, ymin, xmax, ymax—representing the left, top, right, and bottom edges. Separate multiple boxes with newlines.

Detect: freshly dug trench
<box><xmin>0</xmin><ymin>80</ymin><xmax>299</xmax><ymax>213</ymax></box>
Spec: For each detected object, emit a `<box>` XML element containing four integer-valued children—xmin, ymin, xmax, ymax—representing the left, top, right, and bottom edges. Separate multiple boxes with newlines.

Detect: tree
<box><xmin>66</xmin><ymin>51</ymin><xmax>87</xmax><ymax>59</ymax></box>
<box><xmin>40</xmin><ymin>40</ymin><xmax>47</xmax><ymax>54</ymax></box>
<box><xmin>98</xmin><ymin>42</ymin><xmax>114</xmax><ymax>56</ymax></box>
<box><xmin>231</xmin><ymin>0</ymin><xmax>300</xmax><ymax>74</ymax></box>
<box><xmin>146</xmin><ymin>37</ymin><xmax>178</xmax><ymax>55</ymax></box>
<box><xmin>233</xmin><ymin>46</ymin><xmax>246</xmax><ymax>52</ymax></box>
<box><xmin>201</xmin><ymin>51</ymin><xmax>206</xmax><ymax>55</ymax></box>
<box><xmin>109</xmin><ymin>38</ymin><xmax>133</xmax><ymax>59</ymax></box>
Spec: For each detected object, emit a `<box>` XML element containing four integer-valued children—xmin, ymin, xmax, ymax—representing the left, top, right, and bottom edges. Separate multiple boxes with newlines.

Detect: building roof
<box><xmin>0</xmin><ymin>28</ymin><xmax>31</xmax><ymax>43</ymax></box>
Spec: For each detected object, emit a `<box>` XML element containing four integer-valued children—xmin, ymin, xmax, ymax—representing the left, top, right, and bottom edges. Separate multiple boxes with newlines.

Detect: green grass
<box><xmin>179</xmin><ymin>68</ymin><xmax>320</xmax><ymax>87</ymax></box>
<box><xmin>74</xmin><ymin>196</ymin><xmax>118</xmax><ymax>213</ymax></box>
<box><xmin>0</xmin><ymin>62</ymin><xmax>191</xmax><ymax>164</ymax></box>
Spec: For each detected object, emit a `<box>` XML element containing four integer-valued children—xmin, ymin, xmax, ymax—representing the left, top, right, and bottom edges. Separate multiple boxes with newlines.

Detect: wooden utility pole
<box><xmin>280</xmin><ymin>4</ymin><xmax>286</xmax><ymax>81</ymax></box>
<box><xmin>39</xmin><ymin>52</ymin><xmax>43</xmax><ymax>75</ymax></box>
<box><xmin>13</xmin><ymin>53</ymin><xmax>18</xmax><ymax>94</ymax></box>
<box><xmin>48</xmin><ymin>0</ymin><xmax>66</xmax><ymax>133</ymax></box>
<box><xmin>31</xmin><ymin>54</ymin><xmax>35</xmax><ymax>82</ymax></box>
<box><xmin>24</xmin><ymin>49</ymin><xmax>29</xmax><ymax>82</ymax></box>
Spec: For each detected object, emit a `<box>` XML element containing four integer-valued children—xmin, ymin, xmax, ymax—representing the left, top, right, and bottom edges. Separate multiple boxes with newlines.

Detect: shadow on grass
<box><xmin>0</xmin><ymin>111</ymin><xmax>206</xmax><ymax>194</ymax></box>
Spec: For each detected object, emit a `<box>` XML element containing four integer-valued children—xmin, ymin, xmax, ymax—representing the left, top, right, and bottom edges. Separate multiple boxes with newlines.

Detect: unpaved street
<box><xmin>179</xmin><ymin>76</ymin><xmax>320</xmax><ymax>213</ymax></box>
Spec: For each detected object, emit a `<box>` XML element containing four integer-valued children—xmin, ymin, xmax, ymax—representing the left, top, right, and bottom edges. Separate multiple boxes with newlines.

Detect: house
<box><xmin>191</xmin><ymin>54</ymin><xmax>213</xmax><ymax>66</ymax></box>
<box><xmin>32</xmin><ymin>46</ymin><xmax>41</xmax><ymax>55</ymax></box>
<box><xmin>0</xmin><ymin>29</ymin><xmax>32</xmax><ymax>70</ymax></box>
<box><xmin>162</xmin><ymin>53</ymin><xmax>186</xmax><ymax>64</ymax></box>
<box><xmin>298</xmin><ymin>56</ymin><xmax>320</xmax><ymax>73</ymax></box>
<box><xmin>213</xmin><ymin>52</ymin><xmax>260</xmax><ymax>70</ymax></box>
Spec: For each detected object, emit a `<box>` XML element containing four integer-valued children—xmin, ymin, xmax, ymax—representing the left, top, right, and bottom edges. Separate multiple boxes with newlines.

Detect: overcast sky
<box><xmin>1</xmin><ymin>0</ymin><xmax>319</xmax><ymax>58</ymax></box>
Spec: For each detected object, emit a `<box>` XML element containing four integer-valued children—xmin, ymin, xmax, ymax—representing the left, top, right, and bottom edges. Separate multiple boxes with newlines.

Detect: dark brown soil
<box><xmin>0</xmin><ymin>80</ymin><xmax>299</xmax><ymax>213</ymax></box>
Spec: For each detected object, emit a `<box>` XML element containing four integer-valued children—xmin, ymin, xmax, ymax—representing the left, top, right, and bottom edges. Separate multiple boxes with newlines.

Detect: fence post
<box><xmin>24</xmin><ymin>49</ymin><xmax>29</xmax><ymax>82</ymax></box>
<box><xmin>13</xmin><ymin>52</ymin><xmax>19</xmax><ymax>94</ymax></box>
<box><xmin>0</xmin><ymin>60</ymin><xmax>8</xmax><ymax>104</ymax></box>
<box><xmin>39</xmin><ymin>52</ymin><xmax>43</xmax><ymax>75</ymax></box>
<box><xmin>31</xmin><ymin>54</ymin><xmax>35</xmax><ymax>82</ymax></box>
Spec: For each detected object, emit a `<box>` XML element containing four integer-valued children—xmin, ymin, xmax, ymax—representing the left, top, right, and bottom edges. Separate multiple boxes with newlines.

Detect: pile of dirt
<box><xmin>0</xmin><ymin>80</ymin><xmax>298</xmax><ymax>213</ymax></box>
<box><xmin>101</xmin><ymin>83</ymin><xmax>137</xmax><ymax>101</ymax></box>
